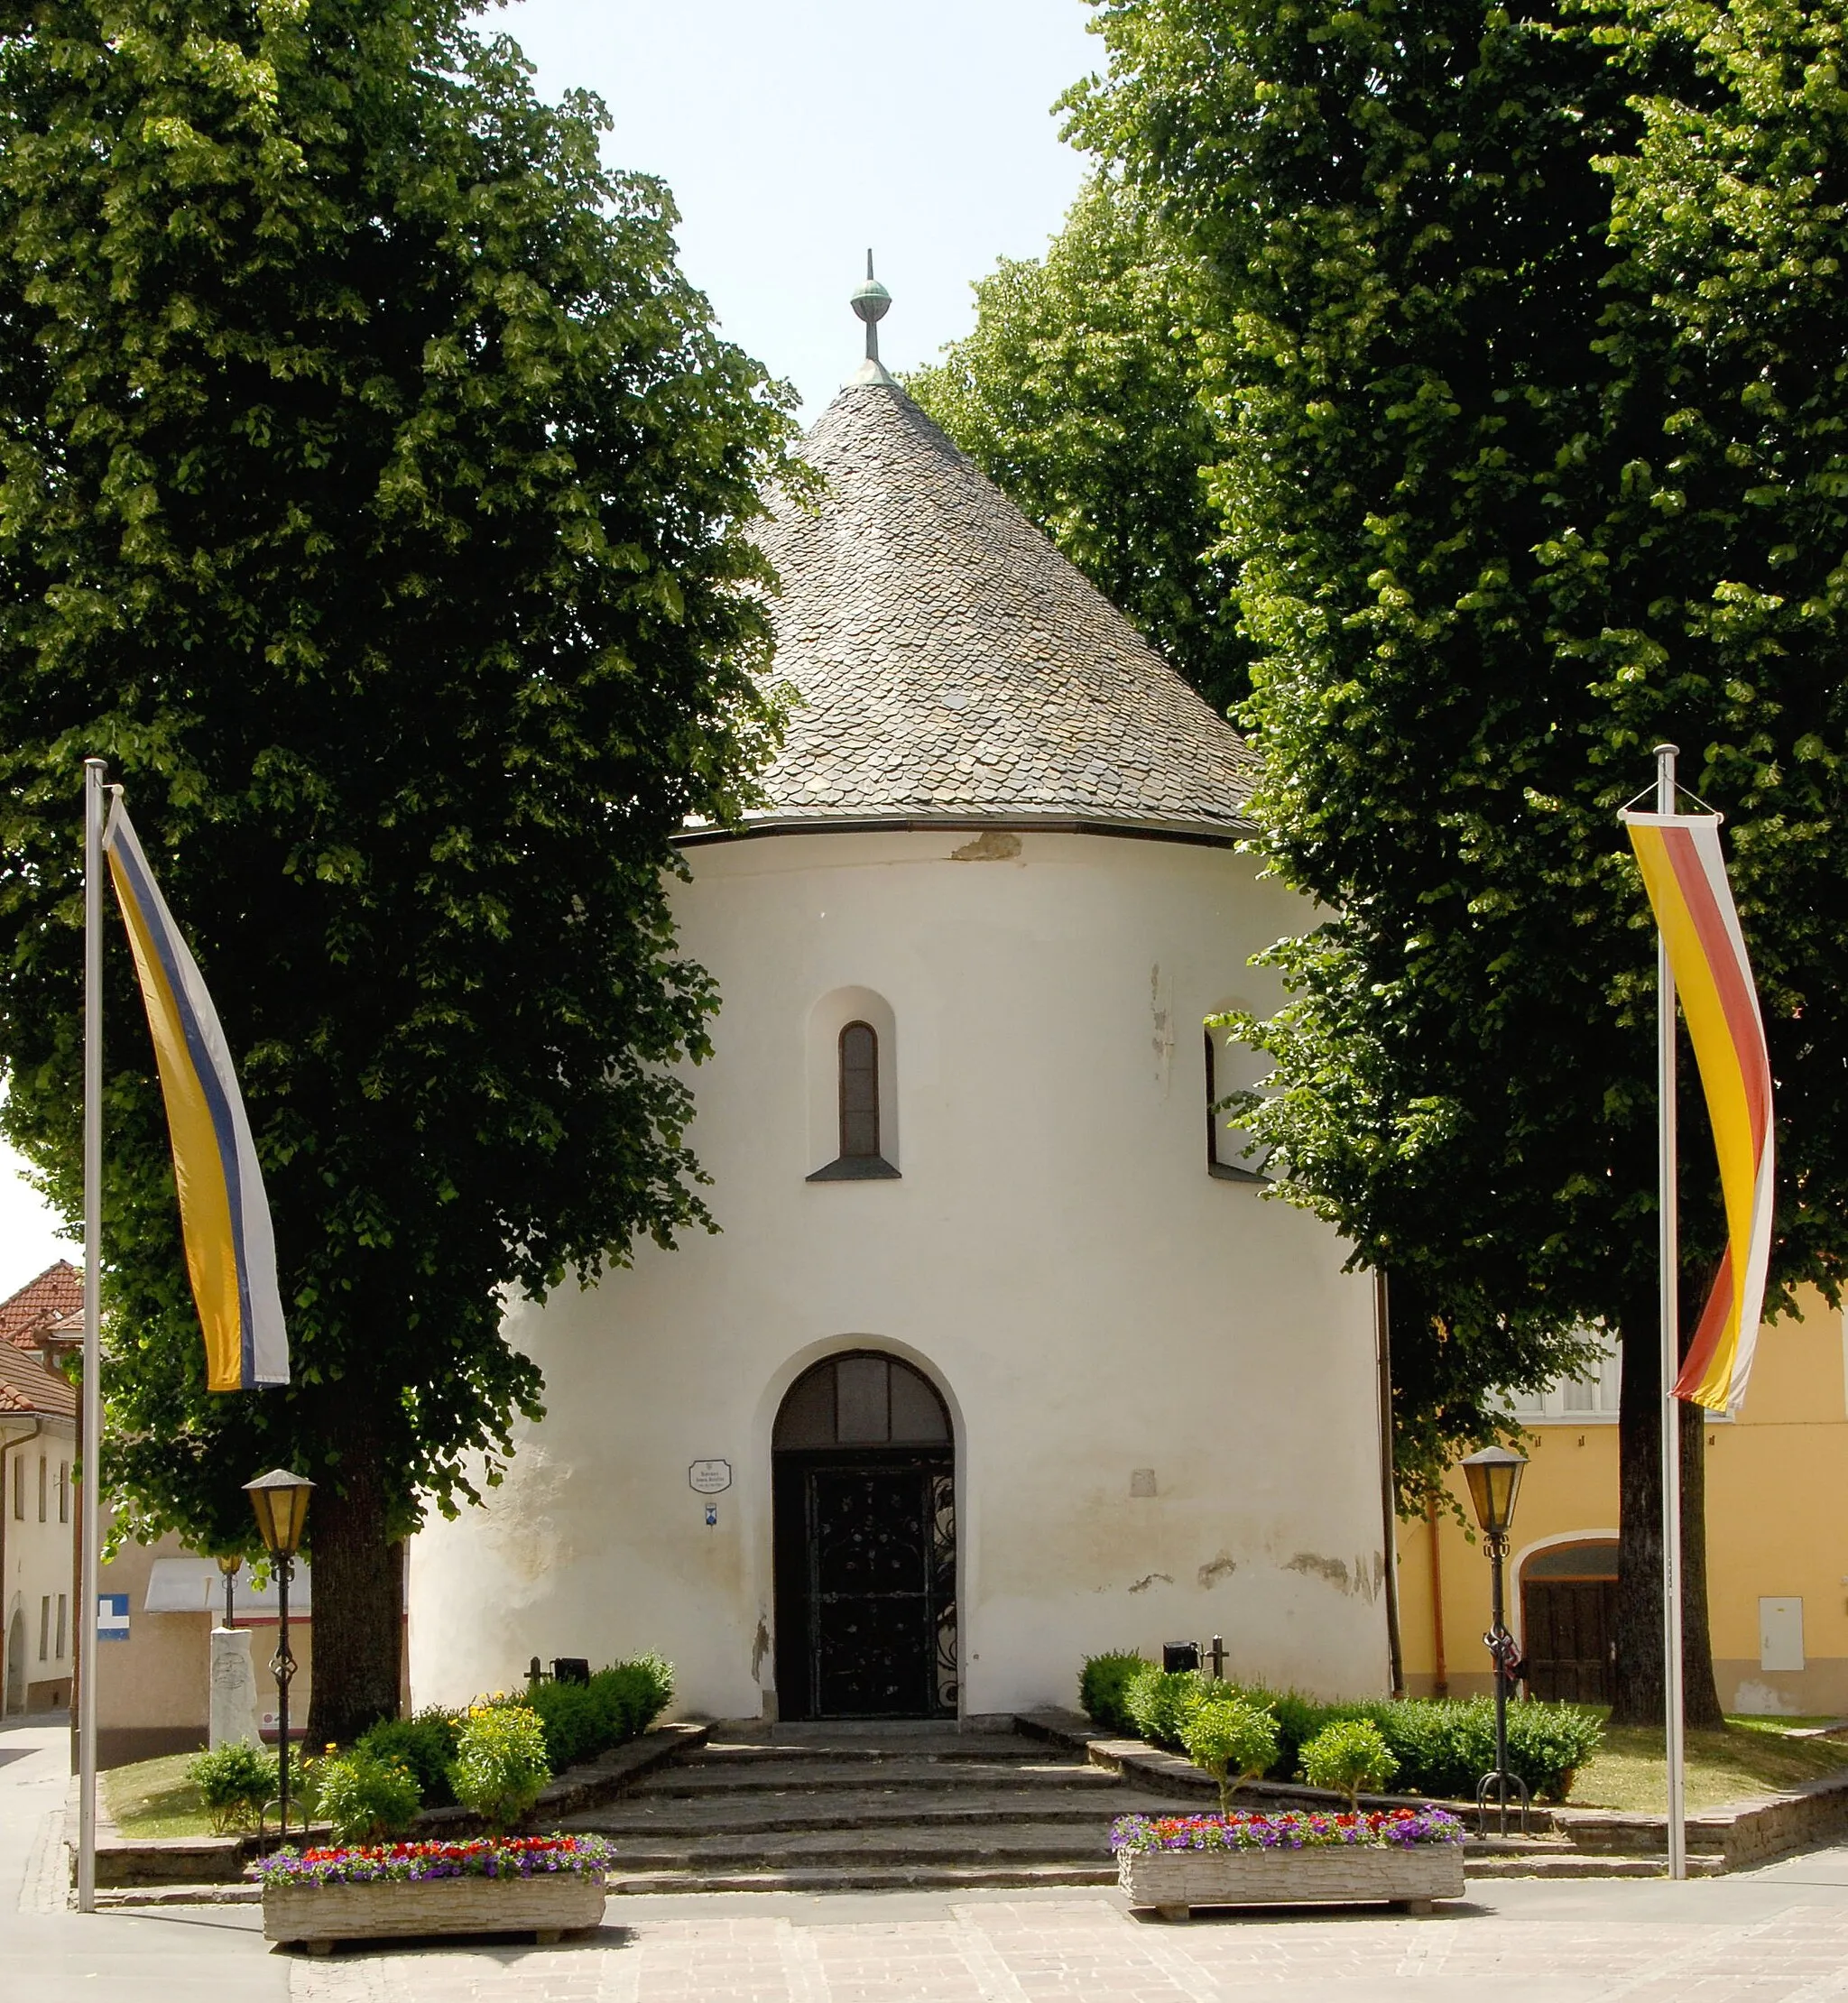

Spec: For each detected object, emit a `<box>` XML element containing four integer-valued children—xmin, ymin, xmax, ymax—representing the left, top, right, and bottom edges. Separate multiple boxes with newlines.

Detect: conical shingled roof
<box><xmin>745</xmin><ymin>381</ymin><xmax>1256</xmax><ymax>839</ymax></box>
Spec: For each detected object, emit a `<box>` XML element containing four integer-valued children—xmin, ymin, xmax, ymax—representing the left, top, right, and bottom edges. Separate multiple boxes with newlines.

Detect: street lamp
<box><xmin>244</xmin><ymin>1470</ymin><xmax>313</xmax><ymax>1842</ymax></box>
<box><xmin>216</xmin><ymin>1553</ymin><xmax>242</xmax><ymax>1629</ymax></box>
<box><xmin>1459</xmin><ymin>1444</ymin><xmax>1529</xmax><ymax>1835</ymax></box>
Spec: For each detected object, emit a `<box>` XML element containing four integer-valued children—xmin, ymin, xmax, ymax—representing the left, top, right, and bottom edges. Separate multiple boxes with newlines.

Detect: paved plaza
<box><xmin>10</xmin><ymin>1718</ymin><xmax>1848</xmax><ymax>2002</ymax></box>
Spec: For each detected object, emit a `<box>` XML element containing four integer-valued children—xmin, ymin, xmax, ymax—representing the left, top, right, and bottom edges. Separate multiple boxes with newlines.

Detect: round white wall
<box><xmin>409</xmin><ymin>826</ymin><xmax>1390</xmax><ymax>1719</ymax></box>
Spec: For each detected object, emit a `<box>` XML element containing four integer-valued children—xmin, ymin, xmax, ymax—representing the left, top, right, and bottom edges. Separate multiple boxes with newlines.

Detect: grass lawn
<box><xmin>103</xmin><ymin>1750</ymin><xmax>222</xmax><ymax>1838</ymax></box>
<box><xmin>1568</xmin><ymin>1719</ymin><xmax>1848</xmax><ymax>1814</ymax></box>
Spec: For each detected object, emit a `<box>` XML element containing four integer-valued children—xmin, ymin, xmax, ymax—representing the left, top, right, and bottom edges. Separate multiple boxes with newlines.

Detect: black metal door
<box><xmin>773</xmin><ymin>1451</ymin><xmax>955</xmax><ymax>1720</ymax></box>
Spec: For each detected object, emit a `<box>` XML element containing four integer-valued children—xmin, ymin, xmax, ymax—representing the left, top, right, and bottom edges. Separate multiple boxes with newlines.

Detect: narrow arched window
<box><xmin>808</xmin><ymin>1019</ymin><xmax>900</xmax><ymax>1180</ymax></box>
<box><xmin>839</xmin><ymin>1021</ymin><xmax>880</xmax><ymax>1160</ymax></box>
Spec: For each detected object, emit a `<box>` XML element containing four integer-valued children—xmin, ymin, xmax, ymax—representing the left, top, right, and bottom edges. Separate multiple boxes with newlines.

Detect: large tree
<box><xmin>1069</xmin><ymin>0</ymin><xmax>1848</xmax><ymax>1727</ymax></box>
<box><xmin>0</xmin><ymin>0</ymin><xmax>801</xmax><ymax>1740</ymax></box>
<box><xmin>905</xmin><ymin>173</ymin><xmax>1246</xmax><ymax>715</ymax></box>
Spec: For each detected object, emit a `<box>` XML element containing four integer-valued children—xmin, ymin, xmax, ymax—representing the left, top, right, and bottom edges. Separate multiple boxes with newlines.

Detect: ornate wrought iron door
<box><xmin>799</xmin><ymin>1458</ymin><xmax>956</xmax><ymax>1719</ymax></box>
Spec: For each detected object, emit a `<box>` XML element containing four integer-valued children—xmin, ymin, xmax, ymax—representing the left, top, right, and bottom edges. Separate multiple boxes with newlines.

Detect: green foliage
<box><xmin>522</xmin><ymin>1656</ymin><xmax>675</xmax><ymax>1773</ymax></box>
<box><xmin>1299</xmin><ymin>1720</ymin><xmax>1399</xmax><ymax>1810</ymax></box>
<box><xmin>313</xmin><ymin>1749</ymin><xmax>423</xmax><ymax>1843</ymax></box>
<box><xmin>1179</xmin><ymin>1695</ymin><xmax>1280</xmax><ymax>1814</ymax></box>
<box><xmin>1079</xmin><ymin>1651</ymin><xmax>1150</xmax><ymax>1735</ymax></box>
<box><xmin>451</xmin><ymin>1703</ymin><xmax>551</xmax><ymax>1830</ymax></box>
<box><xmin>1093</xmin><ymin>1660</ymin><xmax>1603</xmax><ymax>1801</ymax></box>
<box><xmin>1123</xmin><ymin>1666</ymin><xmax>1213</xmax><ymax>1749</ymax></box>
<box><xmin>0</xmin><ymin>0</ymin><xmax>803</xmax><ymax>1739</ymax></box>
<box><xmin>1065</xmin><ymin>0</ymin><xmax>1848</xmax><ymax>1568</ymax></box>
<box><xmin>906</xmin><ymin>175</ymin><xmax>1244</xmax><ymax>715</ymax></box>
<box><xmin>184</xmin><ymin>1741</ymin><xmax>276</xmax><ymax>1833</ymax></box>
<box><xmin>356</xmin><ymin>1710</ymin><xmax>464</xmax><ymax>1810</ymax></box>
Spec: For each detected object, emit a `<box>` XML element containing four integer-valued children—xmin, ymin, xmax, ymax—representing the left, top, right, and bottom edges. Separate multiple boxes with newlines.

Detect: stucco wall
<box><xmin>1396</xmin><ymin>1288</ymin><xmax>1848</xmax><ymax>1713</ymax></box>
<box><xmin>410</xmin><ymin>826</ymin><xmax>1389</xmax><ymax>1721</ymax></box>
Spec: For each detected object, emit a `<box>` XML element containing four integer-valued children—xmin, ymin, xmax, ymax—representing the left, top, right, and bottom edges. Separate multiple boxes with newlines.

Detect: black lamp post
<box><xmin>1459</xmin><ymin>1444</ymin><xmax>1529</xmax><ymax>1835</ymax></box>
<box><xmin>244</xmin><ymin>1470</ymin><xmax>313</xmax><ymax>1841</ymax></box>
<box><xmin>216</xmin><ymin>1553</ymin><xmax>242</xmax><ymax>1629</ymax></box>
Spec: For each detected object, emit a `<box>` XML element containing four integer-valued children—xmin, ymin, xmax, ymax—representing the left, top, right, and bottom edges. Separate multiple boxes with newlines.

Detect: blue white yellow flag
<box><xmin>103</xmin><ymin>799</ymin><xmax>289</xmax><ymax>1390</ymax></box>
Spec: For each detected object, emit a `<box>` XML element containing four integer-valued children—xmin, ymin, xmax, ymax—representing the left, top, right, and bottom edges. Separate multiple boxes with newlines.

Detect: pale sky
<box><xmin>0</xmin><ymin>0</ymin><xmax>1099</xmax><ymax>1299</ymax></box>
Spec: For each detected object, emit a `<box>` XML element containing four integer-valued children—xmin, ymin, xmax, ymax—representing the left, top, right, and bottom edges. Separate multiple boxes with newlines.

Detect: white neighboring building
<box><xmin>411</xmin><ymin>322</ymin><xmax>1392</xmax><ymax>1723</ymax></box>
<box><xmin>1</xmin><ymin>1262</ymin><xmax>79</xmax><ymax>1717</ymax></box>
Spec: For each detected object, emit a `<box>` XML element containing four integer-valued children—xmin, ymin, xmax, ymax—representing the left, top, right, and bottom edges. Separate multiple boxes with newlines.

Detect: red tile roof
<box><xmin>0</xmin><ymin>1336</ymin><xmax>76</xmax><ymax>1419</ymax></box>
<box><xmin>0</xmin><ymin>1261</ymin><xmax>80</xmax><ymax>1350</ymax></box>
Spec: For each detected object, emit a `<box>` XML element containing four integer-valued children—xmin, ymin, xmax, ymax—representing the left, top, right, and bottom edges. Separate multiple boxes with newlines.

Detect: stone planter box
<box><xmin>263</xmin><ymin>1870</ymin><xmax>605</xmax><ymax>1952</ymax></box>
<box><xmin>1118</xmin><ymin>1843</ymin><xmax>1464</xmax><ymax>1919</ymax></box>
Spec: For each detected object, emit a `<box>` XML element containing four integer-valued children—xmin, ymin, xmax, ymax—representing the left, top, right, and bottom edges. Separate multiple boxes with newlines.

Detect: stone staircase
<box><xmin>561</xmin><ymin>1720</ymin><xmax>1204</xmax><ymax>1895</ymax></box>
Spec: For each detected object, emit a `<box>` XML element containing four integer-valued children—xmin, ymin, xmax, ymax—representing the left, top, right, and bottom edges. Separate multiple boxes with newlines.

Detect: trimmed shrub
<box><xmin>186</xmin><ymin>1740</ymin><xmax>276</xmax><ymax>1833</ymax></box>
<box><xmin>452</xmin><ymin>1703</ymin><xmax>551</xmax><ymax>1830</ymax></box>
<box><xmin>1180</xmin><ymin>1696</ymin><xmax>1280</xmax><ymax>1814</ymax></box>
<box><xmin>1079</xmin><ymin>1652</ymin><xmax>1149</xmax><ymax>1735</ymax></box>
<box><xmin>314</xmin><ymin>1749</ymin><xmax>422</xmax><ymax>1843</ymax></box>
<box><xmin>522</xmin><ymin>1655</ymin><xmax>676</xmax><ymax>1775</ymax></box>
<box><xmin>1124</xmin><ymin>1666</ymin><xmax>1213</xmax><ymax>1749</ymax></box>
<box><xmin>357</xmin><ymin>1710</ymin><xmax>463</xmax><ymax>1808</ymax></box>
<box><xmin>1299</xmin><ymin>1719</ymin><xmax>1400</xmax><ymax>1809</ymax></box>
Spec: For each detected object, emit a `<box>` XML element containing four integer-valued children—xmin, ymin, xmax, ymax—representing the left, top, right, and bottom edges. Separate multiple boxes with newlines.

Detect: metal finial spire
<box><xmin>850</xmin><ymin>250</ymin><xmax>892</xmax><ymax>373</ymax></box>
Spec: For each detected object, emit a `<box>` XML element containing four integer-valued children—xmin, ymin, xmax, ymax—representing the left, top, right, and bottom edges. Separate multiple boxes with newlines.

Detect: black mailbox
<box><xmin>1162</xmin><ymin>1640</ymin><xmax>1200</xmax><ymax>1674</ymax></box>
<box><xmin>552</xmin><ymin>1657</ymin><xmax>591</xmax><ymax>1685</ymax></box>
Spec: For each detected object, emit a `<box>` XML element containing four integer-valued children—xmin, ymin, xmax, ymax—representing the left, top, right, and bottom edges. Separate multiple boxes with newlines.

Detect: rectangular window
<box><xmin>37</xmin><ymin>1454</ymin><xmax>47</xmax><ymax>1523</ymax></box>
<box><xmin>54</xmin><ymin>1594</ymin><xmax>67</xmax><ymax>1661</ymax></box>
<box><xmin>59</xmin><ymin>1463</ymin><xmax>69</xmax><ymax>1525</ymax></box>
<box><xmin>39</xmin><ymin>1595</ymin><xmax>50</xmax><ymax>1662</ymax></box>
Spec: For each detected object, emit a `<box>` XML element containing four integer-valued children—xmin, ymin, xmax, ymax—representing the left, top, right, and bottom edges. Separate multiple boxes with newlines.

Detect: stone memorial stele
<box><xmin>208</xmin><ymin>1624</ymin><xmax>263</xmax><ymax>1749</ymax></box>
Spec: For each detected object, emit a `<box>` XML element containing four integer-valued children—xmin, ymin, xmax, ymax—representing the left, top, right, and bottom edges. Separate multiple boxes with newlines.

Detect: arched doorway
<box><xmin>5</xmin><ymin>1607</ymin><xmax>24</xmax><ymax>1715</ymax></box>
<box><xmin>1520</xmin><ymin>1541</ymin><xmax>1618</xmax><ymax>1703</ymax></box>
<box><xmin>772</xmin><ymin>1352</ymin><xmax>956</xmax><ymax>1721</ymax></box>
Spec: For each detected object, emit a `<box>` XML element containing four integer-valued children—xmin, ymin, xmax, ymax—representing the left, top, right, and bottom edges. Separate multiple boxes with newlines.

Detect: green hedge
<box><xmin>355</xmin><ymin>1653</ymin><xmax>675</xmax><ymax>1804</ymax></box>
<box><xmin>1078</xmin><ymin>1657</ymin><xmax>1602</xmax><ymax>1804</ymax></box>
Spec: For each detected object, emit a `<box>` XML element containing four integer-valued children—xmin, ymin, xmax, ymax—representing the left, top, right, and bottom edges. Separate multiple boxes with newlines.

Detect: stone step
<box><xmin>632</xmin><ymin>1756</ymin><xmax>1119</xmax><ymax>1798</ymax></box>
<box><xmin>591</xmin><ymin>1820</ymin><xmax>1128</xmax><ymax>1870</ymax></box>
<box><xmin>1465</xmin><ymin>1854</ymin><xmax>1724</xmax><ymax>1879</ymax></box>
<box><xmin>565</xmin><ymin>1788</ymin><xmax>1193</xmax><ymax>1838</ymax></box>
<box><xmin>607</xmin><ymin>1861</ymin><xmax>1122</xmax><ymax>1896</ymax></box>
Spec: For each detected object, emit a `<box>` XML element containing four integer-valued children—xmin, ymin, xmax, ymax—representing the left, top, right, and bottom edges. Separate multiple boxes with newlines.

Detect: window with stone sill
<box><xmin>808</xmin><ymin>1020</ymin><xmax>900</xmax><ymax>1182</ymax></box>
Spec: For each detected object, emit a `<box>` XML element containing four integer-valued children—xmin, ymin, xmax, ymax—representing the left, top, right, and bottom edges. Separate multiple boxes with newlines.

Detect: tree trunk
<box><xmin>303</xmin><ymin>1428</ymin><xmax>403</xmax><ymax>1747</ymax></box>
<box><xmin>1612</xmin><ymin>1317</ymin><xmax>1724</xmax><ymax>1729</ymax></box>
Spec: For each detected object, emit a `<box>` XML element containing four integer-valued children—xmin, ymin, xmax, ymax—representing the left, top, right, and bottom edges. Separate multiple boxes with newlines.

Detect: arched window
<box><xmin>840</xmin><ymin>1022</ymin><xmax>879</xmax><ymax>1159</ymax></box>
<box><xmin>808</xmin><ymin>1020</ymin><xmax>900</xmax><ymax>1180</ymax></box>
<box><xmin>1206</xmin><ymin>1028</ymin><xmax>1264</xmax><ymax>1183</ymax></box>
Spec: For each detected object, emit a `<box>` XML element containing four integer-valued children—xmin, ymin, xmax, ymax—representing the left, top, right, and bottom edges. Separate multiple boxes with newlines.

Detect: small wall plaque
<box><xmin>688</xmin><ymin>1459</ymin><xmax>732</xmax><ymax>1495</ymax></box>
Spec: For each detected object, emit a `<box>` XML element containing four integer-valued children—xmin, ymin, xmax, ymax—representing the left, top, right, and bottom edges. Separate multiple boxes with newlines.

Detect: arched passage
<box><xmin>772</xmin><ymin>1351</ymin><xmax>956</xmax><ymax>1721</ymax></box>
<box><xmin>5</xmin><ymin>1607</ymin><xmax>24</xmax><ymax>1715</ymax></box>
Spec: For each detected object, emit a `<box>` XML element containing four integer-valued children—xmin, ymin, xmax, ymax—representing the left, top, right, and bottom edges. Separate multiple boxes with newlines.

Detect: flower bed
<box><xmin>253</xmin><ymin>1837</ymin><xmax>609</xmax><ymax>1951</ymax></box>
<box><xmin>1112</xmin><ymin>1810</ymin><xmax>1465</xmax><ymax>1918</ymax></box>
<box><xmin>1113</xmin><ymin>1807</ymin><xmax>1465</xmax><ymax>1854</ymax></box>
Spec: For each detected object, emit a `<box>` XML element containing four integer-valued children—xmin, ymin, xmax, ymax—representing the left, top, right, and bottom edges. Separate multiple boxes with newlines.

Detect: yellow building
<box><xmin>1396</xmin><ymin>1287</ymin><xmax>1847</xmax><ymax>1716</ymax></box>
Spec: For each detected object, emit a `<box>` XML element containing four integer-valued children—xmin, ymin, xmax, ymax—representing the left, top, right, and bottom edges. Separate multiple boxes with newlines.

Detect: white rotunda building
<box><xmin>410</xmin><ymin>306</ymin><xmax>1393</xmax><ymax>1724</ymax></box>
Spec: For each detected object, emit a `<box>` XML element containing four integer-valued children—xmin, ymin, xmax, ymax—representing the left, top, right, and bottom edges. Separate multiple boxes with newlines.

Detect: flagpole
<box><xmin>78</xmin><ymin>757</ymin><xmax>105</xmax><ymax>1914</ymax></box>
<box><xmin>1656</xmin><ymin>741</ymin><xmax>1687</xmax><ymax>1883</ymax></box>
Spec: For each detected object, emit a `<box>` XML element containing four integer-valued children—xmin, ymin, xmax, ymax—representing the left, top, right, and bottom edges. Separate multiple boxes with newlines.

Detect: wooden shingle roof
<box><xmin>744</xmin><ymin>380</ymin><xmax>1256</xmax><ymax>841</ymax></box>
